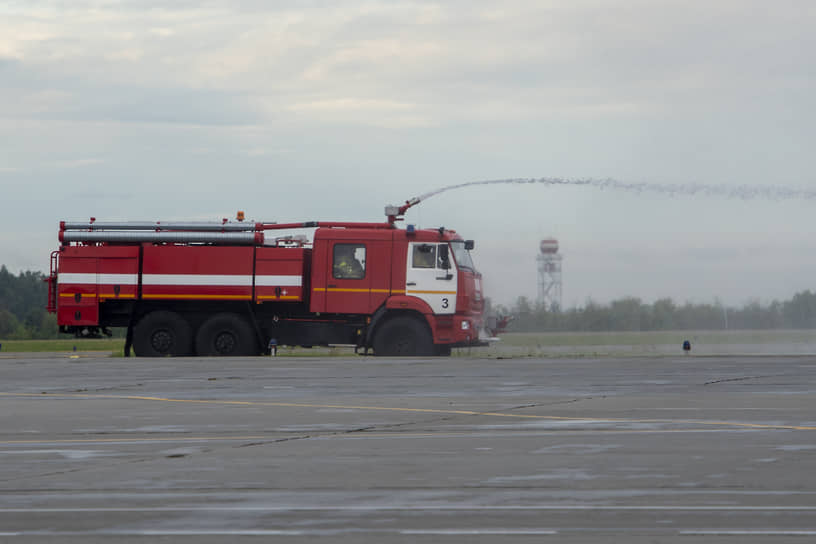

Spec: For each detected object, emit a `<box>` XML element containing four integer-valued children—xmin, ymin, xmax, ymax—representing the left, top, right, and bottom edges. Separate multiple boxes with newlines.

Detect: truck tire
<box><xmin>373</xmin><ymin>316</ymin><xmax>434</xmax><ymax>357</ymax></box>
<box><xmin>195</xmin><ymin>313</ymin><xmax>258</xmax><ymax>356</ymax></box>
<box><xmin>132</xmin><ymin>311</ymin><xmax>193</xmax><ymax>357</ymax></box>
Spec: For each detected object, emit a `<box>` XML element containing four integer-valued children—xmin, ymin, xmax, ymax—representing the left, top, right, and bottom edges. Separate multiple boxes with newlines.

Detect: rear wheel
<box><xmin>373</xmin><ymin>316</ymin><xmax>434</xmax><ymax>357</ymax></box>
<box><xmin>132</xmin><ymin>311</ymin><xmax>193</xmax><ymax>357</ymax></box>
<box><xmin>195</xmin><ymin>313</ymin><xmax>258</xmax><ymax>356</ymax></box>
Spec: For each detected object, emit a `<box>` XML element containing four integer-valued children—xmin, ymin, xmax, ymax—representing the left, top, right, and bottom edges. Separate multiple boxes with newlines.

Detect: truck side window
<box><xmin>412</xmin><ymin>244</ymin><xmax>436</xmax><ymax>269</ymax></box>
<box><xmin>333</xmin><ymin>244</ymin><xmax>366</xmax><ymax>279</ymax></box>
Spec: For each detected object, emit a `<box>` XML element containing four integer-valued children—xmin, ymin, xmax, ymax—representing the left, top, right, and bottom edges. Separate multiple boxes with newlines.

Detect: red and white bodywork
<box><xmin>48</xmin><ymin>218</ymin><xmax>492</xmax><ymax>356</ymax></box>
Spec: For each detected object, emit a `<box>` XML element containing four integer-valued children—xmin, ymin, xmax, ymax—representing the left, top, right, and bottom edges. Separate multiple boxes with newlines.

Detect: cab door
<box><xmin>324</xmin><ymin>241</ymin><xmax>371</xmax><ymax>314</ymax></box>
<box><xmin>405</xmin><ymin>242</ymin><xmax>457</xmax><ymax>315</ymax></box>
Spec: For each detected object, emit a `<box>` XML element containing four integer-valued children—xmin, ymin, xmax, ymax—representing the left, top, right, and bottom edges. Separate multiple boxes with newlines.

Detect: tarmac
<box><xmin>0</xmin><ymin>352</ymin><xmax>815</xmax><ymax>542</ymax></box>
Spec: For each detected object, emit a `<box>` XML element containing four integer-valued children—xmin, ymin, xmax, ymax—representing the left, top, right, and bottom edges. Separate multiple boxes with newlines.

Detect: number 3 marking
<box><xmin>441</xmin><ymin>298</ymin><xmax>449</xmax><ymax>309</ymax></box>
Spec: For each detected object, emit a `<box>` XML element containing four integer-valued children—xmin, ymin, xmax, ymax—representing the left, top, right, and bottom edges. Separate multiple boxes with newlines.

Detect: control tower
<box><xmin>537</xmin><ymin>238</ymin><xmax>562</xmax><ymax>311</ymax></box>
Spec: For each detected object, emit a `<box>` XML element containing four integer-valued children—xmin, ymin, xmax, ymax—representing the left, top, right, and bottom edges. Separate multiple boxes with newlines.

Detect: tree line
<box><xmin>494</xmin><ymin>292</ymin><xmax>816</xmax><ymax>332</ymax></box>
<box><xmin>0</xmin><ymin>266</ymin><xmax>58</xmax><ymax>339</ymax></box>
<box><xmin>2</xmin><ymin>264</ymin><xmax>816</xmax><ymax>339</ymax></box>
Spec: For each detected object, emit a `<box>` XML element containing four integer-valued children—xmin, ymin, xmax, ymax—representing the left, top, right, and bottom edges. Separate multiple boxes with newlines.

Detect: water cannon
<box><xmin>385</xmin><ymin>197</ymin><xmax>421</xmax><ymax>225</ymax></box>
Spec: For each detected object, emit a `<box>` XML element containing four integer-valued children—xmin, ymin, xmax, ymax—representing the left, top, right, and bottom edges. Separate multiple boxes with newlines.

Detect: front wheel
<box><xmin>195</xmin><ymin>313</ymin><xmax>259</xmax><ymax>356</ymax></box>
<box><xmin>373</xmin><ymin>316</ymin><xmax>434</xmax><ymax>357</ymax></box>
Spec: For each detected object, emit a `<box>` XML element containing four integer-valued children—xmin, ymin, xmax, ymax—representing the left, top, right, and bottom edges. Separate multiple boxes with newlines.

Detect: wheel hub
<box><xmin>214</xmin><ymin>331</ymin><xmax>237</xmax><ymax>354</ymax></box>
<box><xmin>150</xmin><ymin>329</ymin><xmax>173</xmax><ymax>353</ymax></box>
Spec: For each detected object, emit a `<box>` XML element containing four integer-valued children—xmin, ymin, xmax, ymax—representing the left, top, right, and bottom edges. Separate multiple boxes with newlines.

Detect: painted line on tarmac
<box><xmin>2</xmin><ymin>391</ymin><xmax>815</xmax><ymax>432</ymax></box>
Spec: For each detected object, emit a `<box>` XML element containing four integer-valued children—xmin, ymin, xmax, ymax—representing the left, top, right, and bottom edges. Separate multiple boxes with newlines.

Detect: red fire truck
<box><xmin>47</xmin><ymin>203</ymin><xmax>501</xmax><ymax>357</ymax></box>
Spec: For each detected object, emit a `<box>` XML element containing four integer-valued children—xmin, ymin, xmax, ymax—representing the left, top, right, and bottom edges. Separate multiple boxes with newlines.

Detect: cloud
<box><xmin>240</xmin><ymin>147</ymin><xmax>294</xmax><ymax>157</ymax></box>
<box><xmin>54</xmin><ymin>158</ymin><xmax>105</xmax><ymax>169</ymax></box>
<box><xmin>3</xmin><ymin>0</ymin><xmax>813</xmax><ymax>128</ymax></box>
<box><xmin>0</xmin><ymin>70</ymin><xmax>261</xmax><ymax>126</ymax></box>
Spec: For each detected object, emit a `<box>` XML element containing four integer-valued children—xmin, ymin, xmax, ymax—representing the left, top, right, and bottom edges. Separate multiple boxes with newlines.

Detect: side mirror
<box><xmin>464</xmin><ymin>240</ymin><xmax>474</xmax><ymax>250</ymax></box>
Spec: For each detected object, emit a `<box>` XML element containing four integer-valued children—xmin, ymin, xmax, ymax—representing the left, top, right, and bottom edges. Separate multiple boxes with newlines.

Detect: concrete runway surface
<box><xmin>0</xmin><ymin>353</ymin><xmax>815</xmax><ymax>542</ymax></box>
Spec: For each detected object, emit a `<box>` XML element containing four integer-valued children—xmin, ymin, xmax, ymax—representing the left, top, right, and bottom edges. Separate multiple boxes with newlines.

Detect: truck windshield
<box><xmin>450</xmin><ymin>241</ymin><xmax>475</xmax><ymax>271</ymax></box>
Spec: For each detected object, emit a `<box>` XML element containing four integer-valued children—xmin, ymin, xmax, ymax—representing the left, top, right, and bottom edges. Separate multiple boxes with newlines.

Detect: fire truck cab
<box><xmin>48</xmin><ymin>219</ymin><xmax>492</xmax><ymax>357</ymax></box>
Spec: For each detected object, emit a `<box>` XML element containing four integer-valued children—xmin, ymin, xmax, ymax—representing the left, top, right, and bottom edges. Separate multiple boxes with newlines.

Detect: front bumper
<box><xmin>445</xmin><ymin>314</ymin><xmax>499</xmax><ymax>347</ymax></box>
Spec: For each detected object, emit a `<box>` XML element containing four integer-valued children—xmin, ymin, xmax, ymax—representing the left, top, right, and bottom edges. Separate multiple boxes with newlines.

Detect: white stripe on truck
<box><xmin>59</xmin><ymin>273</ymin><xmax>303</xmax><ymax>287</ymax></box>
<box><xmin>59</xmin><ymin>273</ymin><xmax>138</xmax><ymax>285</ymax></box>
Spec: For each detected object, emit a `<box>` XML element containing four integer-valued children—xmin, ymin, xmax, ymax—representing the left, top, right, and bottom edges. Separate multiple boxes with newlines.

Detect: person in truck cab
<box><xmin>333</xmin><ymin>245</ymin><xmax>364</xmax><ymax>279</ymax></box>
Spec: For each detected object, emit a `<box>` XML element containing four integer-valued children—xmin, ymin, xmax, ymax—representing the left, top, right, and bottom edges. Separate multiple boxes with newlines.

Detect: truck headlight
<box><xmin>461</xmin><ymin>320</ymin><xmax>470</xmax><ymax>330</ymax></box>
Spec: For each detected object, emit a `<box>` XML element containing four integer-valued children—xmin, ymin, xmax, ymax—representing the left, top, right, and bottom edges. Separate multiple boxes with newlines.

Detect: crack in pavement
<box><xmin>704</xmin><ymin>375</ymin><xmax>767</xmax><ymax>385</ymax></box>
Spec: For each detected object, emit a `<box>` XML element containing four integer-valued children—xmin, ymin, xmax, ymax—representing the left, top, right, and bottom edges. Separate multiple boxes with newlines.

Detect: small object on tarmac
<box><xmin>682</xmin><ymin>340</ymin><xmax>691</xmax><ymax>354</ymax></box>
<box><xmin>268</xmin><ymin>338</ymin><xmax>278</xmax><ymax>356</ymax></box>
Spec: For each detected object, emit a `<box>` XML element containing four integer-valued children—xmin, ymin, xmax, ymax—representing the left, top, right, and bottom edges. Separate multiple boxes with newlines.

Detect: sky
<box><xmin>1</xmin><ymin>0</ymin><xmax>814</xmax><ymax>308</ymax></box>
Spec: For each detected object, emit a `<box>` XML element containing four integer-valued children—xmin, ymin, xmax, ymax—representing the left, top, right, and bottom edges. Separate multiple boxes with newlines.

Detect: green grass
<box><xmin>0</xmin><ymin>338</ymin><xmax>356</xmax><ymax>357</ymax></box>
<box><xmin>499</xmin><ymin>330</ymin><xmax>816</xmax><ymax>347</ymax></box>
<box><xmin>0</xmin><ymin>338</ymin><xmax>125</xmax><ymax>354</ymax></box>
